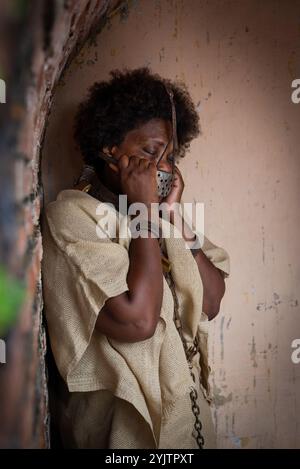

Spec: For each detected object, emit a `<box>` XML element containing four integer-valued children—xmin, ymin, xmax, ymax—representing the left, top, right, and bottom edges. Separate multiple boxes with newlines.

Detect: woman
<box><xmin>42</xmin><ymin>67</ymin><xmax>230</xmax><ymax>449</ymax></box>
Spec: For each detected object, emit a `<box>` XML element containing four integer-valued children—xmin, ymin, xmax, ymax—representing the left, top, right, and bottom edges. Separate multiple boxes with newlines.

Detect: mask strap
<box><xmin>166</xmin><ymin>86</ymin><xmax>178</xmax><ymax>152</ymax></box>
<box><xmin>156</xmin><ymin>85</ymin><xmax>178</xmax><ymax>171</ymax></box>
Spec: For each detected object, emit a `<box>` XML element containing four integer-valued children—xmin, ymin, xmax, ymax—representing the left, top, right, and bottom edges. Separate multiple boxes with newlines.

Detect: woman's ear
<box><xmin>102</xmin><ymin>146</ymin><xmax>110</xmax><ymax>155</ymax></box>
<box><xmin>103</xmin><ymin>145</ymin><xmax>118</xmax><ymax>155</ymax></box>
<box><xmin>110</xmin><ymin>145</ymin><xmax>118</xmax><ymax>156</ymax></box>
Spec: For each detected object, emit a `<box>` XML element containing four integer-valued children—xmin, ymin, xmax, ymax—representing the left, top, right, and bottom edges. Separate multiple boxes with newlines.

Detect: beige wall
<box><xmin>42</xmin><ymin>0</ymin><xmax>300</xmax><ymax>448</ymax></box>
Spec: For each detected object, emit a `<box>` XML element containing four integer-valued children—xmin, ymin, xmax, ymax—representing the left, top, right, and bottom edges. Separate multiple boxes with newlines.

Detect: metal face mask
<box><xmin>156</xmin><ymin>167</ymin><xmax>173</xmax><ymax>198</ymax></box>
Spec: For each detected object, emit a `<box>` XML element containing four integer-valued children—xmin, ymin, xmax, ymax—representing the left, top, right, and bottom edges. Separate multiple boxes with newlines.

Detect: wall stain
<box><xmin>212</xmin><ymin>384</ymin><xmax>233</xmax><ymax>408</ymax></box>
<box><xmin>261</xmin><ymin>225</ymin><xmax>265</xmax><ymax>264</ymax></box>
<box><xmin>241</xmin><ymin>437</ymin><xmax>250</xmax><ymax>448</ymax></box>
<box><xmin>231</xmin><ymin>413</ymin><xmax>236</xmax><ymax>435</ymax></box>
<box><xmin>288</xmin><ymin>50</ymin><xmax>297</xmax><ymax>78</ymax></box>
<box><xmin>226</xmin><ymin>317</ymin><xmax>232</xmax><ymax>329</ymax></box>
<box><xmin>86</xmin><ymin>50</ymin><xmax>98</xmax><ymax>66</ymax></box>
<box><xmin>230</xmin><ymin>435</ymin><xmax>242</xmax><ymax>448</ymax></box>
<box><xmin>289</xmin><ymin>299</ymin><xmax>298</xmax><ymax>307</ymax></box>
<box><xmin>172</xmin><ymin>0</ymin><xmax>178</xmax><ymax>39</ymax></box>
<box><xmin>154</xmin><ymin>0</ymin><xmax>162</xmax><ymax>28</ymax></box>
<box><xmin>220</xmin><ymin>315</ymin><xmax>225</xmax><ymax>360</ymax></box>
<box><xmin>250</xmin><ymin>336</ymin><xmax>258</xmax><ymax>368</ymax></box>
<box><xmin>159</xmin><ymin>47</ymin><xmax>165</xmax><ymax>62</ymax></box>
<box><xmin>256</xmin><ymin>293</ymin><xmax>298</xmax><ymax>312</ymax></box>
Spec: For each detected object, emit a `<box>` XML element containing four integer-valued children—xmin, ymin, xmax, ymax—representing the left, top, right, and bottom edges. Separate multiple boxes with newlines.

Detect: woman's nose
<box><xmin>156</xmin><ymin>156</ymin><xmax>172</xmax><ymax>173</ymax></box>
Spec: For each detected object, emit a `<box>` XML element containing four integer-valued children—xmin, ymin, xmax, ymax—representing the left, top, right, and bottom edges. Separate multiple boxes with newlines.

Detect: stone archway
<box><xmin>0</xmin><ymin>0</ymin><xmax>124</xmax><ymax>448</ymax></box>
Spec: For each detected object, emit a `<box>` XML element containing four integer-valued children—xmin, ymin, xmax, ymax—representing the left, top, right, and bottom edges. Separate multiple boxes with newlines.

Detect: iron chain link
<box><xmin>163</xmin><ymin>268</ymin><xmax>205</xmax><ymax>449</ymax></box>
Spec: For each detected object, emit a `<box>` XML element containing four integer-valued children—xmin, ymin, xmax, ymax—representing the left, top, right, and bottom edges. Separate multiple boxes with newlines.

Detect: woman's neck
<box><xmin>96</xmin><ymin>164</ymin><xmax>122</xmax><ymax>195</ymax></box>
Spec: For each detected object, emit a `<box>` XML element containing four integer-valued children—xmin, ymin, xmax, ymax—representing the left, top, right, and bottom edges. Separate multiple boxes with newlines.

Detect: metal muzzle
<box><xmin>156</xmin><ymin>169</ymin><xmax>174</xmax><ymax>198</ymax></box>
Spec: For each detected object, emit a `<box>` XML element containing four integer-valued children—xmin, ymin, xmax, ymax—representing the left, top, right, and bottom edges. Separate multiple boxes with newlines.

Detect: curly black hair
<box><xmin>73</xmin><ymin>67</ymin><xmax>200</xmax><ymax>171</ymax></box>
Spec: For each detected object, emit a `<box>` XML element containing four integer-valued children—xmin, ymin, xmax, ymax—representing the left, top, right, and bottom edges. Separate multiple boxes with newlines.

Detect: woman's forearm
<box><xmin>193</xmin><ymin>249</ymin><xmax>225</xmax><ymax>320</ymax></box>
<box><xmin>96</xmin><ymin>208</ymin><xmax>163</xmax><ymax>341</ymax></box>
<box><xmin>126</xmin><ymin>231</ymin><xmax>163</xmax><ymax>321</ymax></box>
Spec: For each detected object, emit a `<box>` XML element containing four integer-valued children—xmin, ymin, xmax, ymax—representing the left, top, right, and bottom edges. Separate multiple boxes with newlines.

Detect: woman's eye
<box><xmin>168</xmin><ymin>154</ymin><xmax>175</xmax><ymax>162</ymax></box>
<box><xmin>143</xmin><ymin>148</ymin><xmax>156</xmax><ymax>156</ymax></box>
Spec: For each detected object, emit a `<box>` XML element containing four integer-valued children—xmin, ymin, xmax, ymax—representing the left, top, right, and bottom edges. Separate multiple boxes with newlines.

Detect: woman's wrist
<box><xmin>167</xmin><ymin>205</ymin><xmax>203</xmax><ymax>254</ymax></box>
<box><xmin>129</xmin><ymin>217</ymin><xmax>161</xmax><ymax>239</ymax></box>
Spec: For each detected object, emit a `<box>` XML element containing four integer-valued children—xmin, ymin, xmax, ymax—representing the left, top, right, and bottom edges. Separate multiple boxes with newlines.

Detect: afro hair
<box><xmin>73</xmin><ymin>67</ymin><xmax>200</xmax><ymax>171</ymax></box>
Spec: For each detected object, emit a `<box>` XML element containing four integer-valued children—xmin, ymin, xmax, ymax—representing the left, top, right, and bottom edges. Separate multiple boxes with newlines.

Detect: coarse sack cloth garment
<box><xmin>42</xmin><ymin>189</ymin><xmax>230</xmax><ymax>448</ymax></box>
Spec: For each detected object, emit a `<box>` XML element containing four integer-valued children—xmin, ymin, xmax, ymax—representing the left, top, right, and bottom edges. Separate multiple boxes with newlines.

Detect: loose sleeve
<box><xmin>42</xmin><ymin>193</ymin><xmax>130</xmax><ymax>386</ymax></box>
<box><xmin>193</xmin><ymin>233</ymin><xmax>230</xmax><ymax>400</ymax></box>
<box><xmin>200</xmin><ymin>234</ymin><xmax>230</xmax><ymax>278</ymax></box>
<box><xmin>178</xmin><ymin>200</ymin><xmax>230</xmax><ymax>278</ymax></box>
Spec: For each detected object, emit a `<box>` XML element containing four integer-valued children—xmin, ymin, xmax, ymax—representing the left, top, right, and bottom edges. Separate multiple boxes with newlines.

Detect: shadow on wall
<box><xmin>42</xmin><ymin>104</ymin><xmax>83</xmax><ymax>206</ymax></box>
<box><xmin>41</xmin><ymin>101</ymin><xmax>84</xmax><ymax>448</ymax></box>
<box><xmin>41</xmin><ymin>99</ymin><xmax>85</xmax><ymax>451</ymax></box>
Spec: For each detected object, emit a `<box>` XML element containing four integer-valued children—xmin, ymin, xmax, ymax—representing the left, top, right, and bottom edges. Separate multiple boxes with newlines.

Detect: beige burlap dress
<box><xmin>42</xmin><ymin>187</ymin><xmax>230</xmax><ymax>449</ymax></box>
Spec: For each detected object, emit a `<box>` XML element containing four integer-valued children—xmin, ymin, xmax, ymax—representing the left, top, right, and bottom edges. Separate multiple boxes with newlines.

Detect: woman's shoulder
<box><xmin>45</xmin><ymin>189</ymin><xmax>119</xmax><ymax>244</ymax></box>
<box><xmin>46</xmin><ymin>189</ymin><xmax>117</xmax><ymax>222</ymax></box>
<box><xmin>47</xmin><ymin>188</ymin><xmax>99</xmax><ymax>214</ymax></box>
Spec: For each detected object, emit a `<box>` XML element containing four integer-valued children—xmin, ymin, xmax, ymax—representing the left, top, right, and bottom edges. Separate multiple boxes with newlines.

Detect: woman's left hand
<box><xmin>161</xmin><ymin>165</ymin><xmax>185</xmax><ymax>211</ymax></box>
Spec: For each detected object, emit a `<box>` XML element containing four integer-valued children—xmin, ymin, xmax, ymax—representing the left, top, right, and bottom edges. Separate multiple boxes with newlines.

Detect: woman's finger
<box><xmin>118</xmin><ymin>154</ymin><xmax>130</xmax><ymax>169</ymax></box>
<box><xmin>138</xmin><ymin>157</ymin><xmax>149</xmax><ymax>168</ymax></box>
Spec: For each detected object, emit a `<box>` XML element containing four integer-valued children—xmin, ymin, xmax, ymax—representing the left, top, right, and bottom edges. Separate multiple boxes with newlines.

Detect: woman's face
<box><xmin>109</xmin><ymin>118</ymin><xmax>174</xmax><ymax>173</ymax></box>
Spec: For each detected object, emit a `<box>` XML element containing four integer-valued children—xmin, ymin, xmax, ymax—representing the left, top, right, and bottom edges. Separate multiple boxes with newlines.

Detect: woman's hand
<box><xmin>96</xmin><ymin>155</ymin><xmax>163</xmax><ymax>343</ymax></box>
<box><xmin>161</xmin><ymin>165</ymin><xmax>185</xmax><ymax>212</ymax></box>
<box><xmin>118</xmin><ymin>154</ymin><xmax>159</xmax><ymax>207</ymax></box>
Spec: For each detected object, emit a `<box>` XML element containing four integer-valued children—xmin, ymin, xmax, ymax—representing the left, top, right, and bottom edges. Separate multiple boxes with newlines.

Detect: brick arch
<box><xmin>0</xmin><ymin>0</ymin><xmax>123</xmax><ymax>448</ymax></box>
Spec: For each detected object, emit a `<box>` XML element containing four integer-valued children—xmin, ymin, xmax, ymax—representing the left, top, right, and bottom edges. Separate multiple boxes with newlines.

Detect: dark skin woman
<box><xmin>73</xmin><ymin>68</ymin><xmax>226</xmax><ymax>344</ymax></box>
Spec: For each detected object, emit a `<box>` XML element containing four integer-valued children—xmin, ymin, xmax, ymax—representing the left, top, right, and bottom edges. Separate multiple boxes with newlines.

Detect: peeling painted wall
<box><xmin>42</xmin><ymin>0</ymin><xmax>300</xmax><ymax>448</ymax></box>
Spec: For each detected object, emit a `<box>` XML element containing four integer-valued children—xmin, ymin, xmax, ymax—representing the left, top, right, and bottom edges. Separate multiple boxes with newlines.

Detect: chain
<box><xmin>163</xmin><ymin>267</ymin><xmax>205</xmax><ymax>449</ymax></box>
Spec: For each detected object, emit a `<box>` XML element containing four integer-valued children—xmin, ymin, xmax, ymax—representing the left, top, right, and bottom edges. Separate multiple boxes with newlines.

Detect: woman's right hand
<box><xmin>96</xmin><ymin>152</ymin><xmax>163</xmax><ymax>343</ymax></box>
<box><xmin>117</xmin><ymin>154</ymin><xmax>159</xmax><ymax>207</ymax></box>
